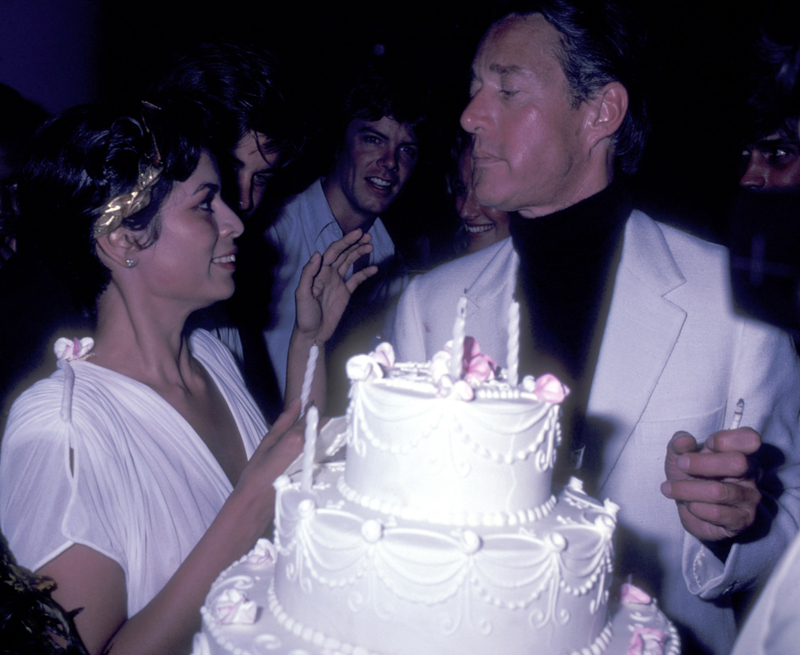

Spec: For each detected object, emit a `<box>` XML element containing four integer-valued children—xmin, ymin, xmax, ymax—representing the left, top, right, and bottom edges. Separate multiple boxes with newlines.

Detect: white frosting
<box><xmin>195</xmin><ymin>485</ymin><xmax>679</xmax><ymax>655</ymax></box>
<box><xmin>194</xmin><ymin>344</ymin><xmax>679</xmax><ymax>655</ymax></box>
<box><xmin>344</xmin><ymin>367</ymin><xmax>562</xmax><ymax>521</ymax></box>
<box><xmin>272</xmin><ymin>468</ymin><xmax>614</xmax><ymax>655</ymax></box>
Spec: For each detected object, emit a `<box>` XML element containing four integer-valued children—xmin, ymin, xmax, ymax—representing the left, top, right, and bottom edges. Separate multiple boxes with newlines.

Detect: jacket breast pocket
<box><xmin>634</xmin><ymin>404</ymin><xmax>726</xmax><ymax>447</ymax></box>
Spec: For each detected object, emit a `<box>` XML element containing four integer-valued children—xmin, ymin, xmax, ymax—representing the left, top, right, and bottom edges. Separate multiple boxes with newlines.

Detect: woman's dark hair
<box><xmin>444</xmin><ymin>130</ymin><xmax>473</xmax><ymax>256</ymax></box>
<box><xmin>1</xmin><ymin>530</ymin><xmax>89</xmax><ymax>655</ymax></box>
<box><xmin>492</xmin><ymin>0</ymin><xmax>650</xmax><ymax>175</ymax></box>
<box><xmin>150</xmin><ymin>42</ymin><xmax>298</xmax><ymax>170</ymax></box>
<box><xmin>444</xmin><ymin>129</ymin><xmax>472</xmax><ymax>199</ymax></box>
<box><xmin>17</xmin><ymin>102</ymin><xmax>208</xmax><ymax>316</ymax></box>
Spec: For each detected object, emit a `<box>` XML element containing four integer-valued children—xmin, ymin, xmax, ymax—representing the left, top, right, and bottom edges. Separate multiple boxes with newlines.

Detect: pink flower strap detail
<box><xmin>54</xmin><ymin>337</ymin><xmax>95</xmax><ymax>422</ymax></box>
<box><xmin>54</xmin><ymin>337</ymin><xmax>95</xmax><ymax>362</ymax></box>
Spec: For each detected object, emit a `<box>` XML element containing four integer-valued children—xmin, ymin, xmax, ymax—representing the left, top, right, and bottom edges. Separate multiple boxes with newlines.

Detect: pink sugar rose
<box><xmin>621</xmin><ymin>582</ymin><xmax>652</xmax><ymax>605</ymax></box>
<box><xmin>346</xmin><ymin>354</ymin><xmax>383</xmax><ymax>381</ymax></box>
<box><xmin>461</xmin><ymin>336</ymin><xmax>496</xmax><ymax>385</ymax></box>
<box><xmin>370</xmin><ymin>342</ymin><xmax>395</xmax><ymax>369</ymax></box>
<box><xmin>436</xmin><ymin>374</ymin><xmax>475</xmax><ymax>401</ymax></box>
<box><xmin>452</xmin><ymin>379</ymin><xmax>475</xmax><ymax>401</ymax></box>
<box><xmin>430</xmin><ymin>350</ymin><xmax>451</xmax><ymax>385</ymax></box>
<box><xmin>213</xmin><ymin>588</ymin><xmax>257</xmax><ymax>625</ymax></box>
<box><xmin>628</xmin><ymin>626</ymin><xmax>666</xmax><ymax>655</ymax></box>
<box><xmin>247</xmin><ymin>538</ymin><xmax>276</xmax><ymax>566</ymax></box>
<box><xmin>531</xmin><ymin>373</ymin><xmax>569</xmax><ymax>404</ymax></box>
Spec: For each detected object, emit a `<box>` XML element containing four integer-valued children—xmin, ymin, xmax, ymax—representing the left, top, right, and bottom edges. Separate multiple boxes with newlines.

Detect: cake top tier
<box><xmin>341</xmin><ymin>340</ymin><xmax>571</xmax><ymax>525</ymax></box>
<box><xmin>346</xmin><ymin>339</ymin><xmax>568</xmax><ymax>405</ymax></box>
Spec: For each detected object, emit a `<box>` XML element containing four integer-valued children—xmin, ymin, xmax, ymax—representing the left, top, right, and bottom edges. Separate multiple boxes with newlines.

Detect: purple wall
<box><xmin>0</xmin><ymin>0</ymin><xmax>100</xmax><ymax>113</ymax></box>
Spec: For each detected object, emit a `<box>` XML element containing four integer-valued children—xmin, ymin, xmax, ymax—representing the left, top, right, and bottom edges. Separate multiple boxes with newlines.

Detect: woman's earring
<box><xmin>126</xmin><ymin>258</ymin><xmax>135</xmax><ymax>268</ymax></box>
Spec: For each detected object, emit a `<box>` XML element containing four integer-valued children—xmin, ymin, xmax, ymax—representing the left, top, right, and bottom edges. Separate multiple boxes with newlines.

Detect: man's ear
<box><xmin>584</xmin><ymin>81</ymin><xmax>629</xmax><ymax>150</ymax></box>
<box><xmin>95</xmin><ymin>228</ymin><xmax>139</xmax><ymax>270</ymax></box>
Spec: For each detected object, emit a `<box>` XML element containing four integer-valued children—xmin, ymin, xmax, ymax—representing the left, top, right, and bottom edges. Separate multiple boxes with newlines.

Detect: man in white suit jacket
<box><xmin>393</xmin><ymin>3</ymin><xmax>800</xmax><ymax>653</ymax></box>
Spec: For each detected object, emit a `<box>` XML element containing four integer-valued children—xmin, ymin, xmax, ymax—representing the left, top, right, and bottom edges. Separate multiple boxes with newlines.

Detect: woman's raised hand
<box><xmin>294</xmin><ymin>229</ymin><xmax>378</xmax><ymax>345</ymax></box>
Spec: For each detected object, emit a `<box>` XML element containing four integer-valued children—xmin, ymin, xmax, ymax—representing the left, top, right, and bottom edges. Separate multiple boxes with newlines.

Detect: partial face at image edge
<box><xmin>740</xmin><ymin>127</ymin><xmax>800</xmax><ymax>190</ymax></box>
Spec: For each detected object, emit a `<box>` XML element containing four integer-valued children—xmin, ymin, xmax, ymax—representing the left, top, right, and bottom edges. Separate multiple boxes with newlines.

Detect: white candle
<box><xmin>507</xmin><ymin>300</ymin><xmax>520</xmax><ymax>387</ymax></box>
<box><xmin>450</xmin><ymin>295</ymin><xmax>467</xmax><ymax>380</ymax></box>
<box><xmin>300</xmin><ymin>343</ymin><xmax>319</xmax><ymax>416</ymax></box>
<box><xmin>301</xmin><ymin>404</ymin><xmax>319</xmax><ymax>492</ymax></box>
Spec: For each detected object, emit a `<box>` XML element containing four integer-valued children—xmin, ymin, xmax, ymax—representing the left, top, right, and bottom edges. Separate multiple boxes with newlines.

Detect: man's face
<box><xmin>460</xmin><ymin>14</ymin><xmax>596</xmax><ymax>218</ymax></box>
<box><xmin>328</xmin><ymin>116</ymin><xmax>418</xmax><ymax>220</ymax></box>
<box><xmin>740</xmin><ymin>128</ymin><xmax>800</xmax><ymax>190</ymax></box>
<box><xmin>231</xmin><ymin>131</ymin><xmax>280</xmax><ymax>217</ymax></box>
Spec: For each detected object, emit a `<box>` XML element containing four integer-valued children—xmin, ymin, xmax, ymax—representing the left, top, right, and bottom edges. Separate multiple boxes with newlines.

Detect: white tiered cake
<box><xmin>193</xmin><ymin>339</ymin><xmax>679</xmax><ymax>655</ymax></box>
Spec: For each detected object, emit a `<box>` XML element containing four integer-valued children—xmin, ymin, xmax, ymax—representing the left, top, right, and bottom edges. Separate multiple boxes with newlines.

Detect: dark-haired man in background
<box><xmin>265</xmin><ymin>62</ymin><xmax>425</xmax><ymax>411</ymax></box>
<box><xmin>150</xmin><ymin>42</ymin><xmax>298</xmax><ymax>217</ymax></box>
<box><xmin>393</xmin><ymin>2</ymin><xmax>800</xmax><ymax>652</ymax></box>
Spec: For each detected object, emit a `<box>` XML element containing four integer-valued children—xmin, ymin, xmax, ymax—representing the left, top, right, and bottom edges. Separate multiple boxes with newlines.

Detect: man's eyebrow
<box><xmin>756</xmin><ymin>136</ymin><xmax>800</xmax><ymax>149</ymax></box>
<box><xmin>357</xmin><ymin>126</ymin><xmax>388</xmax><ymax>140</ymax></box>
<box><xmin>358</xmin><ymin>126</ymin><xmax>418</xmax><ymax>146</ymax></box>
<box><xmin>489</xmin><ymin>63</ymin><xmax>528</xmax><ymax>77</ymax></box>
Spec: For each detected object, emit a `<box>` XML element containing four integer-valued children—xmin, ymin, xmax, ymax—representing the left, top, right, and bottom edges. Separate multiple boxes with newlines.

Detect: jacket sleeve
<box><xmin>682</xmin><ymin>319</ymin><xmax>800</xmax><ymax>599</ymax></box>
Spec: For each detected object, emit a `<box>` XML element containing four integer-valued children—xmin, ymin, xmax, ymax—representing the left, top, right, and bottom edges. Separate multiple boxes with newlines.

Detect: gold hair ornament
<box><xmin>92</xmin><ymin>102</ymin><xmax>164</xmax><ymax>239</ymax></box>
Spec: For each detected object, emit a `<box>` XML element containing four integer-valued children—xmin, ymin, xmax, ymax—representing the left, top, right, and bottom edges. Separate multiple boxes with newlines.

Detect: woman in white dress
<box><xmin>0</xmin><ymin>102</ymin><xmax>376</xmax><ymax>654</ymax></box>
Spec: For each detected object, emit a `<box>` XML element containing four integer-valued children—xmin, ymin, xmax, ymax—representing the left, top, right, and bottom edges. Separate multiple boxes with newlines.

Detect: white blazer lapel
<box><xmin>586</xmin><ymin>212</ymin><xmax>688</xmax><ymax>489</ymax></box>
<box><xmin>463</xmin><ymin>239</ymin><xmax>517</xmax><ymax>312</ymax></box>
<box><xmin>462</xmin><ymin>239</ymin><xmax>518</xmax><ymax>364</ymax></box>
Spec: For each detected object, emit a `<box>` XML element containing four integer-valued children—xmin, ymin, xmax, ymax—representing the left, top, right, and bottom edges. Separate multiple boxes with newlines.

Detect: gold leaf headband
<box><xmin>93</xmin><ymin>102</ymin><xmax>164</xmax><ymax>239</ymax></box>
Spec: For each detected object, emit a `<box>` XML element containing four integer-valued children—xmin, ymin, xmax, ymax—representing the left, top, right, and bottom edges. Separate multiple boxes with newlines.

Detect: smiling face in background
<box><xmin>460</xmin><ymin>13</ymin><xmax>597</xmax><ymax>218</ymax></box>
<box><xmin>740</xmin><ymin>127</ymin><xmax>800</xmax><ymax>190</ymax></box>
<box><xmin>455</xmin><ymin>147</ymin><xmax>511</xmax><ymax>253</ymax></box>
<box><xmin>135</xmin><ymin>151</ymin><xmax>244</xmax><ymax>312</ymax></box>
<box><xmin>324</xmin><ymin>116</ymin><xmax>418</xmax><ymax>231</ymax></box>
<box><xmin>231</xmin><ymin>130</ymin><xmax>280</xmax><ymax>217</ymax></box>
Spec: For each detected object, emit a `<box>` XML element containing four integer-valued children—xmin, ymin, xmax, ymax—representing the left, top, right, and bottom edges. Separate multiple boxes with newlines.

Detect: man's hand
<box><xmin>661</xmin><ymin>428</ymin><xmax>762</xmax><ymax>542</ymax></box>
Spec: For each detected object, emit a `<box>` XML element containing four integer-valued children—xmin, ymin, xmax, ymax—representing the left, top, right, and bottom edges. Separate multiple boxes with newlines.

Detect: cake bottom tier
<box><xmin>193</xmin><ymin>466</ymin><xmax>679</xmax><ymax>655</ymax></box>
<box><xmin>194</xmin><ymin>543</ymin><xmax>679</xmax><ymax>655</ymax></box>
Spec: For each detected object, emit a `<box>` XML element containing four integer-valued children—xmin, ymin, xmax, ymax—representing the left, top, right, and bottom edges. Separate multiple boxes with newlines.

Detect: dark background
<box><xmin>0</xmin><ymin>0</ymin><xmax>791</xmax><ymax>246</ymax></box>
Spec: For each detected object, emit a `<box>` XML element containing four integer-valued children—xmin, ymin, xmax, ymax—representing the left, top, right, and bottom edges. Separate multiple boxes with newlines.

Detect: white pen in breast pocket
<box><xmin>730</xmin><ymin>398</ymin><xmax>745</xmax><ymax>430</ymax></box>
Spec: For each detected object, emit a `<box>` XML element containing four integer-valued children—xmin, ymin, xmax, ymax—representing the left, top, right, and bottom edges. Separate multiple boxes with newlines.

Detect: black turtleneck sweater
<box><xmin>510</xmin><ymin>181</ymin><xmax>631</xmax><ymax>481</ymax></box>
